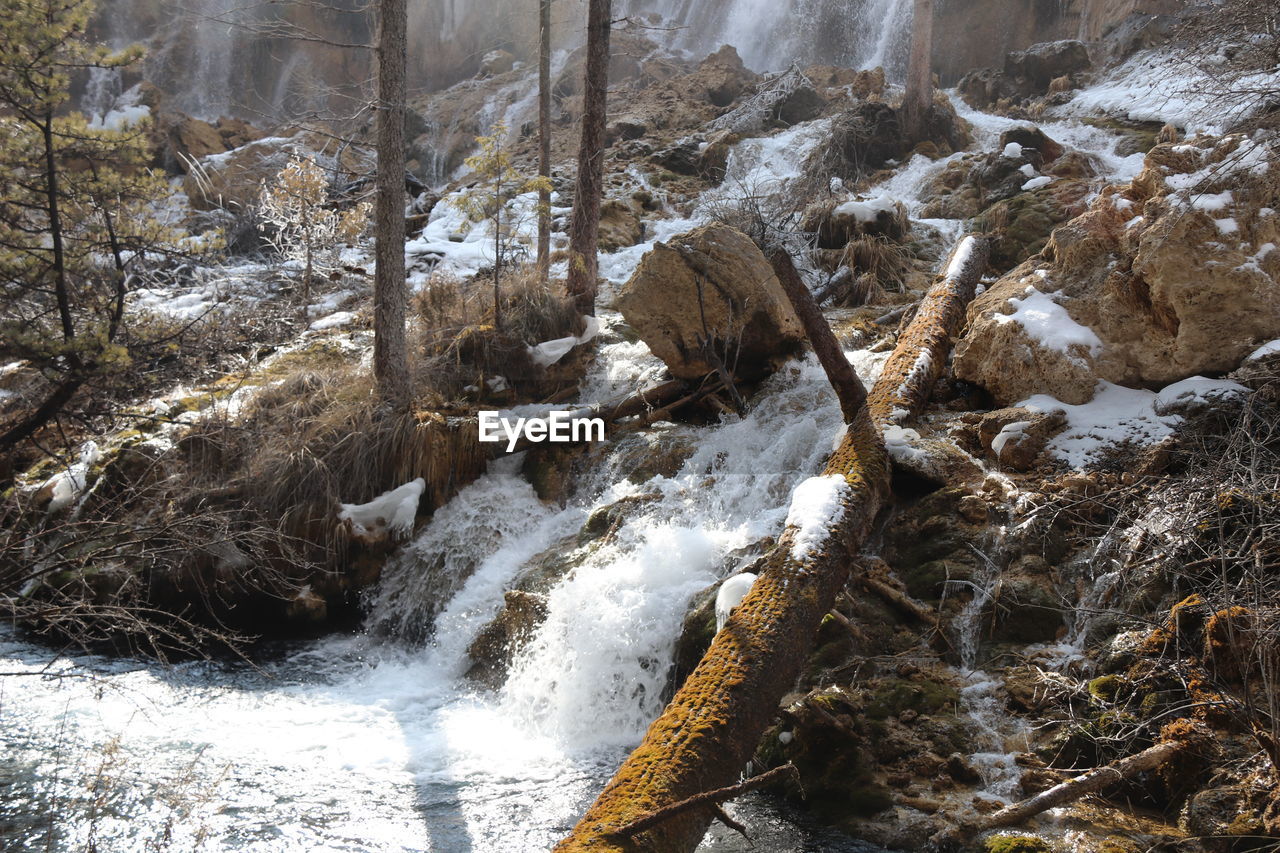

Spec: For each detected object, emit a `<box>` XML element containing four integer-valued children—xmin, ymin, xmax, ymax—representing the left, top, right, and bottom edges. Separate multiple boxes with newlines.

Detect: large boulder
<box><xmin>183</xmin><ymin>134</ymin><xmax>324</xmax><ymax>212</ymax></box>
<box><xmin>955</xmin><ymin>133</ymin><xmax>1280</xmax><ymax>406</ymax></box>
<box><xmin>1004</xmin><ymin>40</ymin><xmax>1091</xmax><ymax>90</ymax></box>
<box><xmin>615</xmin><ymin>224</ymin><xmax>804</xmax><ymax>380</ymax></box>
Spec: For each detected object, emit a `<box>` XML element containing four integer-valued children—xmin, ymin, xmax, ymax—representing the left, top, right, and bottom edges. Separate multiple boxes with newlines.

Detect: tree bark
<box><xmin>565</xmin><ymin>0</ymin><xmax>611</xmax><ymax>315</ymax></box>
<box><xmin>373</xmin><ymin>0</ymin><xmax>411</xmax><ymax>407</ymax></box>
<box><xmin>537</xmin><ymin>0</ymin><xmax>552</xmax><ymax>287</ymax></box>
<box><xmin>901</xmin><ymin>0</ymin><xmax>935</xmax><ymax>147</ymax></box>
<box><xmin>554</xmin><ymin>236</ymin><xmax>988</xmax><ymax>853</ymax></box>
<box><xmin>868</xmin><ymin>235</ymin><xmax>987</xmax><ymax>431</ymax></box>
<box><xmin>769</xmin><ymin>248</ymin><xmax>866</xmax><ymax>423</ymax></box>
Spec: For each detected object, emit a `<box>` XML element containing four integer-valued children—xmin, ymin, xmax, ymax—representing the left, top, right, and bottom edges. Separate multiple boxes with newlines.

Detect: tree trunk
<box><xmin>901</xmin><ymin>0</ymin><xmax>935</xmax><ymax>147</ymax></box>
<box><xmin>769</xmin><ymin>248</ymin><xmax>866</xmax><ymax>423</ymax></box>
<box><xmin>537</xmin><ymin>0</ymin><xmax>552</xmax><ymax>287</ymax></box>
<box><xmin>565</xmin><ymin>0</ymin><xmax>611</xmax><ymax>315</ymax></box>
<box><xmin>373</xmin><ymin>0</ymin><xmax>411</xmax><ymax>407</ymax></box>
<box><xmin>554</xmin><ymin>237</ymin><xmax>988</xmax><ymax>853</ymax></box>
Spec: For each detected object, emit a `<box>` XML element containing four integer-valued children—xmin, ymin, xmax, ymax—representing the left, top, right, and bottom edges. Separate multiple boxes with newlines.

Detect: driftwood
<box><xmin>605</xmin><ymin>764</ymin><xmax>799</xmax><ymax>839</ymax></box>
<box><xmin>769</xmin><ymin>248</ymin><xmax>866</xmax><ymax>423</ymax></box>
<box><xmin>933</xmin><ymin>732</ymin><xmax>1194</xmax><ymax>847</ymax></box>
<box><xmin>554</xmin><ymin>234</ymin><xmax>988</xmax><ymax>853</ymax></box>
<box><xmin>706</xmin><ymin>64</ymin><xmax>814</xmax><ymax>136</ymax></box>
<box><xmin>813</xmin><ymin>267</ymin><xmax>854</xmax><ymax>306</ymax></box>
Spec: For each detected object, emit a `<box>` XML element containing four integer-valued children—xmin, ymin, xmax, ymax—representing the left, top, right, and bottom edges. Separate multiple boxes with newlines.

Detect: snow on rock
<box><xmin>1062</xmin><ymin>49</ymin><xmax>1280</xmax><ymax>134</ymax></box>
<box><xmin>1021</xmin><ymin>175</ymin><xmax>1053</xmax><ymax>191</ymax></box>
<box><xmin>882</xmin><ymin>425</ymin><xmax>927</xmax><ymax>465</ymax></box>
<box><xmin>784</xmin><ymin>474</ymin><xmax>849</xmax><ymax>562</ymax></box>
<box><xmin>528</xmin><ymin>316</ymin><xmax>601</xmax><ymax>367</ymax></box>
<box><xmin>309</xmin><ymin>311</ymin><xmax>357</xmax><ymax>331</ymax></box>
<box><xmin>37</xmin><ymin>441</ymin><xmax>102</xmax><ymax>514</ymax></box>
<box><xmin>338</xmin><ymin>479</ymin><xmax>426</xmax><ymax>541</ymax></box>
<box><xmin>957</xmin><ymin>133</ymin><xmax>1280</xmax><ymax>407</ymax></box>
<box><xmin>715</xmin><ymin>572</ymin><xmax>758</xmax><ymax>631</ymax></box>
<box><xmin>833</xmin><ymin>195</ymin><xmax>898</xmax><ymax>222</ymax></box>
<box><xmin>1153</xmin><ymin>376</ymin><xmax>1250</xmax><ymax>416</ymax></box>
<box><xmin>1245</xmin><ymin>339</ymin><xmax>1280</xmax><ymax>362</ymax></box>
<box><xmin>1002</xmin><ymin>142</ymin><xmax>1024</xmax><ymax>159</ymax></box>
<box><xmin>1020</xmin><ymin>382</ymin><xmax>1179</xmax><ymax>469</ymax></box>
<box><xmin>993</xmin><ymin>285</ymin><xmax>1102</xmax><ymax>361</ymax></box>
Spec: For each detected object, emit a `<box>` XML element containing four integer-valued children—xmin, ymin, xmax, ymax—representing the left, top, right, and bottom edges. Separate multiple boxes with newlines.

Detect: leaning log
<box><xmin>553</xmin><ymin>235</ymin><xmax>989</xmax><ymax>853</ymax></box>
<box><xmin>932</xmin><ymin>723</ymin><xmax>1200</xmax><ymax>847</ymax></box>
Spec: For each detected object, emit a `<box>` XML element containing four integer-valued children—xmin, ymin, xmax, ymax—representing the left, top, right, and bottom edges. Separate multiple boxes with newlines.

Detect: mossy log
<box><xmin>553</xmin><ymin>235</ymin><xmax>988</xmax><ymax>852</ymax></box>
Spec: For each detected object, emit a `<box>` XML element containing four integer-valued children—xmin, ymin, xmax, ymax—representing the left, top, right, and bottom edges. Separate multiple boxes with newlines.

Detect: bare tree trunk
<box><xmin>554</xmin><ymin>236</ymin><xmax>988</xmax><ymax>853</ymax></box>
<box><xmin>537</xmin><ymin>0</ymin><xmax>552</xmax><ymax>287</ymax></box>
<box><xmin>373</xmin><ymin>0</ymin><xmax>411</xmax><ymax>407</ymax></box>
<box><xmin>565</xmin><ymin>0</ymin><xmax>611</xmax><ymax>316</ymax></box>
<box><xmin>768</xmin><ymin>248</ymin><xmax>866</xmax><ymax>423</ymax></box>
<box><xmin>901</xmin><ymin>0</ymin><xmax>935</xmax><ymax>147</ymax></box>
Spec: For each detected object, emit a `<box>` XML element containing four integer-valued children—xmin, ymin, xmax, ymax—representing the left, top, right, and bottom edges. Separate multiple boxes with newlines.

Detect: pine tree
<box><xmin>373</xmin><ymin>0</ymin><xmax>411</xmax><ymax>407</ymax></box>
<box><xmin>451</xmin><ymin>122</ymin><xmax>551</xmax><ymax>330</ymax></box>
<box><xmin>259</xmin><ymin>153</ymin><xmax>370</xmax><ymax>313</ymax></box>
<box><xmin>565</xmin><ymin>0</ymin><xmax>612</xmax><ymax>316</ymax></box>
<box><xmin>0</xmin><ymin>0</ymin><xmax>188</xmax><ymax>450</ymax></box>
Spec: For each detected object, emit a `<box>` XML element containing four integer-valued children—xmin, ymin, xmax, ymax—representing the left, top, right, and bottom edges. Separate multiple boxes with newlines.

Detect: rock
<box><xmin>479</xmin><ymin>49</ymin><xmax>515</xmax><ymax>77</ymax></box>
<box><xmin>183</xmin><ymin>134</ymin><xmax>321</xmax><ymax>212</ymax></box>
<box><xmin>956</xmin><ymin>134</ymin><xmax>1280</xmax><ymax>405</ymax></box>
<box><xmin>803</xmin><ymin>196</ymin><xmax>911</xmax><ymax>251</ymax></box>
<box><xmin>465</xmin><ymin>590</ymin><xmax>549</xmax><ymax>686</ymax></box>
<box><xmin>695</xmin><ymin>44</ymin><xmax>757</xmax><ymax>107</ymax></box>
<box><xmin>979</xmin><ymin>407</ymin><xmax>1067</xmax><ymax>471</ymax></box>
<box><xmin>597</xmin><ymin>199</ymin><xmax>644</xmax><ymax>252</ymax></box>
<box><xmin>285</xmin><ymin>586</ymin><xmax>327</xmax><ymax>624</ymax></box>
<box><xmin>1005</xmin><ymin>40</ymin><xmax>1092</xmax><ymax>90</ymax></box>
<box><xmin>772</xmin><ymin>83</ymin><xmax>826</xmax><ymax>126</ymax></box>
<box><xmin>697</xmin><ymin>130</ymin><xmax>736</xmax><ymax>182</ymax></box>
<box><xmin>615</xmin><ymin>223</ymin><xmax>804</xmax><ymax>380</ymax></box>
<box><xmin>802</xmin><ymin>65</ymin><xmax>885</xmax><ymax>100</ymax></box>
<box><xmin>999</xmin><ymin>126</ymin><xmax>1064</xmax><ymax>166</ymax></box>
<box><xmin>992</xmin><ymin>555</ymin><xmax>1062</xmax><ymax>644</ymax></box>
<box><xmin>650</xmin><ymin>138</ymin><xmax>702</xmax><ymax>176</ymax></box>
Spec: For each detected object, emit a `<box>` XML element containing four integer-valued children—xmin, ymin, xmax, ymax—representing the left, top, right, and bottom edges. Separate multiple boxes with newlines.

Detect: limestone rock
<box><xmin>466</xmin><ymin>590</ymin><xmax>549</xmax><ymax>686</ymax></box>
<box><xmin>615</xmin><ymin>224</ymin><xmax>804</xmax><ymax>380</ymax></box>
<box><xmin>183</xmin><ymin>134</ymin><xmax>322</xmax><ymax>212</ymax></box>
<box><xmin>479</xmin><ymin>49</ymin><xmax>515</xmax><ymax>77</ymax></box>
<box><xmin>1005</xmin><ymin>40</ymin><xmax>1092</xmax><ymax>90</ymax></box>
<box><xmin>597</xmin><ymin>199</ymin><xmax>644</xmax><ymax>252</ymax></box>
<box><xmin>956</xmin><ymin>134</ymin><xmax>1280</xmax><ymax>406</ymax></box>
<box><xmin>979</xmin><ymin>407</ymin><xmax>1067</xmax><ymax>471</ymax></box>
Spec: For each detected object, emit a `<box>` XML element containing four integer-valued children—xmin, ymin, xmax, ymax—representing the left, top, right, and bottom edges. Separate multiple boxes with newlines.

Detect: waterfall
<box><xmin>620</xmin><ymin>0</ymin><xmax>914</xmax><ymax>77</ymax></box>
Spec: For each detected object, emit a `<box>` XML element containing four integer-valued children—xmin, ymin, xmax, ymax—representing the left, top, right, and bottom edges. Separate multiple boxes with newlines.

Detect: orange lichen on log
<box><xmin>553</xmin><ymin>236</ymin><xmax>989</xmax><ymax>853</ymax></box>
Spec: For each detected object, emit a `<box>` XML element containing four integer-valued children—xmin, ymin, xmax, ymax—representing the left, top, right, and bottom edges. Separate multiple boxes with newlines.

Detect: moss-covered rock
<box><xmin>984</xmin><ymin>834</ymin><xmax>1054</xmax><ymax>853</ymax></box>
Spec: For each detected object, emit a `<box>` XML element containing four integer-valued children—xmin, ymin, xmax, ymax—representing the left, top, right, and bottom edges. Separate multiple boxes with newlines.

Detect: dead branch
<box><xmin>605</xmin><ymin>764</ymin><xmax>799</xmax><ymax>839</ymax></box>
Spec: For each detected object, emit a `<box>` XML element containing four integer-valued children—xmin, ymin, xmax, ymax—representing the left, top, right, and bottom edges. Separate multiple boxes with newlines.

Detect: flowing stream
<box><xmin>0</xmin><ymin>334</ymin><xmax>890</xmax><ymax>852</ymax></box>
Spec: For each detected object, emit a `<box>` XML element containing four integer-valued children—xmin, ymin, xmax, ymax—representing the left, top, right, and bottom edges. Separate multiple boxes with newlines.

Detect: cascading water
<box><xmin>0</xmin><ymin>325</ymin><xmax>891</xmax><ymax>851</ymax></box>
<box><xmin>621</xmin><ymin>0</ymin><xmax>913</xmax><ymax>76</ymax></box>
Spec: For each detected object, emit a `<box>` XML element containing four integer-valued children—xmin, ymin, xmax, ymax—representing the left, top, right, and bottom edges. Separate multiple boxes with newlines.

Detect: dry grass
<box><xmin>412</xmin><ymin>264</ymin><xmax>581</xmax><ymax>399</ymax></box>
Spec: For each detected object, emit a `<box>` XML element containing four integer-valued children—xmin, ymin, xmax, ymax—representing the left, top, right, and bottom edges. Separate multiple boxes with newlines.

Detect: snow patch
<box><xmin>1246</xmin><ymin>338</ymin><xmax>1280</xmax><ymax>362</ymax></box>
<box><xmin>1153</xmin><ymin>376</ymin><xmax>1249</xmax><ymax>415</ymax></box>
<box><xmin>784</xmin><ymin>474</ymin><xmax>849</xmax><ymax>562</ymax></box>
<box><xmin>994</xmin><ymin>286</ymin><xmax>1102</xmax><ymax>360</ymax></box>
<box><xmin>338</xmin><ymin>479</ymin><xmax>426</xmax><ymax>539</ymax></box>
<box><xmin>1020</xmin><ymin>382</ymin><xmax>1180</xmax><ymax>468</ymax></box>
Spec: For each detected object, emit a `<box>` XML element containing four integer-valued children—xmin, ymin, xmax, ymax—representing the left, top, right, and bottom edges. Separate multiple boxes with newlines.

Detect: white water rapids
<box><xmin>0</xmin><ymin>334</ymin><xmax>889</xmax><ymax>852</ymax></box>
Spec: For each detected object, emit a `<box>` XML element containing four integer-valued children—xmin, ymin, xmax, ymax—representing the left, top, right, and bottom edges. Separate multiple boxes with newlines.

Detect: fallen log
<box><xmin>769</xmin><ymin>248</ymin><xmax>866</xmax><ymax>423</ymax></box>
<box><xmin>605</xmin><ymin>764</ymin><xmax>799</xmax><ymax>840</ymax></box>
<box><xmin>553</xmin><ymin>235</ymin><xmax>988</xmax><ymax>853</ymax></box>
<box><xmin>868</xmin><ymin>235</ymin><xmax>989</xmax><ymax>432</ymax></box>
<box><xmin>932</xmin><ymin>723</ymin><xmax>1201</xmax><ymax>847</ymax></box>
